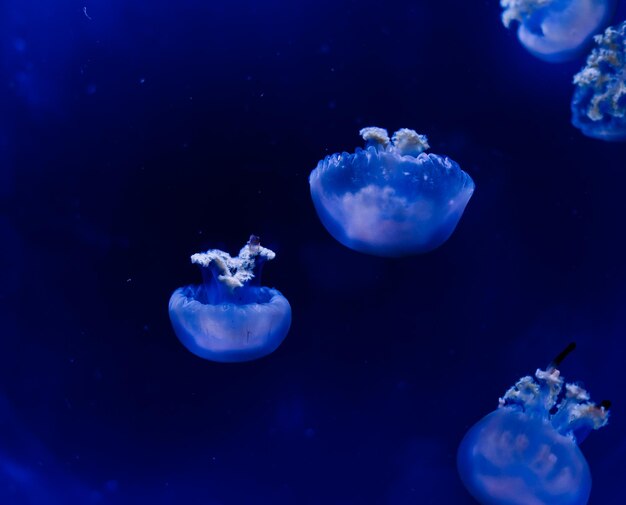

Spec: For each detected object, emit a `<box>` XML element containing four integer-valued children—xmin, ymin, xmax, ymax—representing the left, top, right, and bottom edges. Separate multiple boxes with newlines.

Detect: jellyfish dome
<box><xmin>457</xmin><ymin>344</ymin><xmax>609</xmax><ymax>505</ymax></box>
<box><xmin>501</xmin><ymin>0</ymin><xmax>616</xmax><ymax>62</ymax></box>
<box><xmin>308</xmin><ymin>127</ymin><xmax>475</xmax><ymax>257</ymax></box>
<box><xmin>571</xmin><ymin>21</ymin><xmax>626</xmax><ymax>141</ymax></box>
<box><xmin>168</xmin><ymin>235</ymin><xmax>292</xmax><ymax>363</ymax></box>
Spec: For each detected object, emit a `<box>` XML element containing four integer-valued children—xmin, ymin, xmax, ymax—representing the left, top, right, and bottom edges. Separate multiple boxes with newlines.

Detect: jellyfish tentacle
<box><xmin>549</xmin><ymin>341</ymin><xmax>577</xmax><ymax>368</ymax></box>
<box><xmin>359</xmin><ymin>127</ymin><xmax>390</xmax><ymax>149</ymax></box>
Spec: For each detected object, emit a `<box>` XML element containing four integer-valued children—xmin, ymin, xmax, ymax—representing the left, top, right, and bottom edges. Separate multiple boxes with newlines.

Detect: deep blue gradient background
<box><xmin>2</xmin><ymin>1</ymin><xmax>626</xmax><ymax>503</ymax></box>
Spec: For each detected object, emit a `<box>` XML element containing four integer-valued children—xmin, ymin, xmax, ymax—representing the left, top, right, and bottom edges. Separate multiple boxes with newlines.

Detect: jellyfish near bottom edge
<box><xmin>169</xmin><ymin>285</ymin><xmax>292</xmax><ymax>363</ymax></box>
<box><xmin>457</xmin><ymin>409</ymin><xmax>592</xmax><ymax>505</ymax></box>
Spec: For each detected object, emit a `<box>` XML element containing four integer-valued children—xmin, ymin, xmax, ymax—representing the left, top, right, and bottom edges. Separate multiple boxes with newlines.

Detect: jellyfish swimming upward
<box><xmin>501</xmin><ymin>0</ymin><xmax>616</xmax><ymax>62</ymax></box>
<box><xmin>571</xmin><ymin>20</ymin><xmax>626</xmax><ymax>141</ymax></box>
<box><xmin>457</xmin><ymin>343</ymin><xmax>609</xmax><ymax>505</ymax></box>
<box><xmin>309</xmin><ymin>127</ymin><xmax>475</xmax><ymax>257</ymax></box>
<box><xmin>169</xmin><ymin>235</ymin><xmax>292</xmax><ymax>363</ymax></box>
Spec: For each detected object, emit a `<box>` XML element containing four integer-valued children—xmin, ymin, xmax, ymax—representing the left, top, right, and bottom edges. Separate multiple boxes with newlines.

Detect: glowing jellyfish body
<box><xmin>501</xmin><ymin>0</ymin><xmax>616</xmax><ymax>62</ymax></box>
<box><xmin>571</xmin><ymin>21</ymin><xmax>626</xmax><ymax>141</ymax></box>
<box><xmin>168</xmin><ymin>235</ymin><xmax>291</xmax><ymax>363</ymax></box>
<box><xmin>458</xmin><ymin>344</ymin><xmax>609</xmax><ymax>505</ymax></box>
<box><xmin>309</xmin><ymin>127</ymin><xmax>475</xmax><ymax>257</ymax></box>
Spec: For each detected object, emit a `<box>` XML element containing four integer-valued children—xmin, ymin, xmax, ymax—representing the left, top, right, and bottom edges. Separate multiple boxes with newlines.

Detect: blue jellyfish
<box><xmin>571</xmin><ymin>21</ymin><xmax>626</xmax><ymax>141</ymax></box>
<box><xmin>169</xmin><ymin>235</ymin><xmax>292</xmax><ymax>363</ymax></box>
<box><xmin>501</xmin><ymin>0</ymin><xmax>616</xmax><ymax>62</ymax></box>
<box><xmin>309</xmin><ymin>127</ymin><xmax>475</xmax><ymax>257</ymax></box>
<box><xmin>458</xmin><ymin>343</ymin><xmax>610</xmax><ymax>505</ymax></box>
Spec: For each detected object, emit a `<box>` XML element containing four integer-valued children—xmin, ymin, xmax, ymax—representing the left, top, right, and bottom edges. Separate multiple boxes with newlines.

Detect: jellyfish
<box><xmin>168</xmin><ymin>235</ymin><xmax>292</xmax><ymax>362</ymax></box>
<box><xmin>308</xmin><ymin>127</ymin><xmax>475</xmax><ymax>257</ymax></box>
<box><xmin>500</xmin><ymin>0</ymin><xmax>616</xmax><ymax>62</ymax></box>
<box><xmin>457</xmin><ymin>343</ymin><xmax>610</xmax><ymax>505</ymax></box>
<box><xmin>571</xmin><ymin>20</ymin><xmax>626</xmax><ymax>141</ymax></box>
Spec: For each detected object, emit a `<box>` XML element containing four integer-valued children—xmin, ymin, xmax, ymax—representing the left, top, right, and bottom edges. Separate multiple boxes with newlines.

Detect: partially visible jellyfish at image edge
<box><xmin>169</xmin><ymin>235</ymin><xmax>292</xmax><ymax>363</ymax></box>
<box><xmin>571</xmin><ymin>20</ymin><xmax>626</xmax><ymax>141</ymax></box>
<box><xmin>309</xmin><ymin>127</ymin><xmax>475</xmax><ymax>257</ymax></box>
<box><xmin>501</xmin><ymin>0</ymin><xmax>616</xmax><ymax>62</ymax></box>
<box><xmin>457</xmin><ymin>343</ymin><xmax>610</xmax><ymax>505</ymax></box>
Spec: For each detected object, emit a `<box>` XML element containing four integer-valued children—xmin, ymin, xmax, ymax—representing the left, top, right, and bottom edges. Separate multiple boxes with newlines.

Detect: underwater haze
<box><xmin>2</xmin><ymin>0</ymin><xmax>626</xmax><ymax>504</ymax></box>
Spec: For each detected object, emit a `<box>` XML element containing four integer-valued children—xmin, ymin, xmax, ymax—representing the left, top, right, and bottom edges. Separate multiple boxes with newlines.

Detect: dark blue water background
<box><xmin>2</xmin><ymin>0</ymin><xmax>626</xmax><ymax>503</ymax></box>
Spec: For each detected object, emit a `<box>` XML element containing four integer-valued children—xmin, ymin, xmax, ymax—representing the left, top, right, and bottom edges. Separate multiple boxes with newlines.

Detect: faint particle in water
<box><xmin>309</xmin><ymin>127</ymin><xmax>475</xmax><ymax>257</ymax></box>
<box><xmin>168</xmin><ymin>235</ymin><xmax>292</xmax><ymax>363</ymax></box>
<box><xmin>571</xmin><ymin>20</ymin><xmax>626</xmax><ymax>141</ymax></box>
<box><xmin>500</xmin><ymin>0</ymin><xmax>616</xmax><ymax>62</ymax></box>
<box><xmin>457</xmin><ymin>343</ymin><xmax>610</xmax><ymax>505</ymax></box>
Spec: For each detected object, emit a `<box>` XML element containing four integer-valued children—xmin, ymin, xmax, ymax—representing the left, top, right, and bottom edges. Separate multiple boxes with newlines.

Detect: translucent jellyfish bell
<box><xmin>457</xmin><ymin>343</ymin><xmax>610</xmax><ymax>505</ymax></box>
<box><xmin>571</xmin><ymin>21</ymin><xmax>626</xmax><ymax>141</ymax></box>
<box><xmin>309</xmin><ymin>127</ymin><xmax>475</xmax><ymax>257</ymax></box>
<box><xmin>501</xmin><ymin>0</ymin><xmax>616</xmax><ymax>62</ymax></box>
<box><xmin>168</xmin><ymin>235</ymin><xmax>292</xmax><ymax>363</ymax></box>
